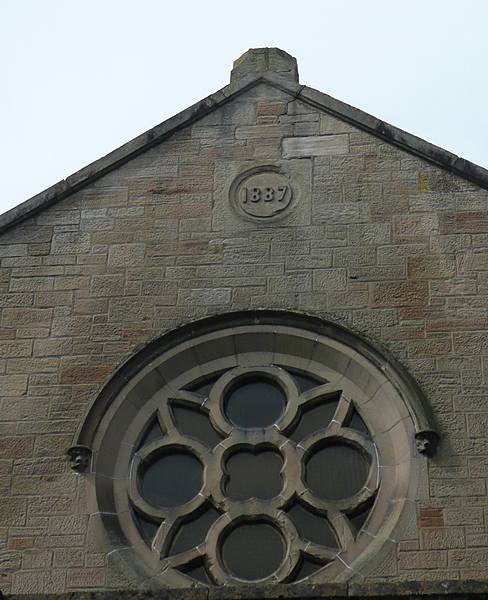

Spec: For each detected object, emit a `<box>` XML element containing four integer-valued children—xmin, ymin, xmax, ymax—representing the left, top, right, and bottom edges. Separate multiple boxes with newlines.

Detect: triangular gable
<box><xmin>2</xmin><ymin>48</ymin><xmax>488</xmax><ymax>234</ymax></box>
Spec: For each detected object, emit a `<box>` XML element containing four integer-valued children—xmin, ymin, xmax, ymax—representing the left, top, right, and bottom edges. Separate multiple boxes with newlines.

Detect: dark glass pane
<box><xmin>347</xmin><ymin>408</ymin><xmax>370</xmax><ymax>436</ymax></box>
<box><xmin>305</xmin><ymin>442</ymin><xmax>369</xmax><ymax>500</ymax></box>
<box><xmin>225</xmin><ymin>449</ymin><xmax>283</xmax><ymax>500</ymax></box>
<box><xmin>286</xmin><ymin>502</ymin><xmax>337</xmax><ymax>548</ymax></box>
<box><xmin>286</xmin><ymin>369</ymin><xmax>326</xmax><ymax>393</ymax></box>
<box><xmin>137</xmin><ymin>417</ymin><xmax>164</xmax><ymax>451</ymax></box>
<box><xmin>287</xmin><ymin>396</ymin><xmax>339</xmax><ymax>443</ymax></box>
<box><xmin>290</xmin><ymin>556</ymin><xmax>328</xmax><ymax>582</ymax></box>
<box><xmin>171</xmin><ymin>402</ymin><xmax>223</xmax><ymax>448</ymax></box>
<box><xmin>140</xmin><ymin>451</ymin><xmax>203</xmax><ymax>507</ymax></box>
<box><xmin>168</xmin><ymin>505</ymin><xmax>221</xmax><ymax>556</ymax></box>
<box><xmin>133</xmin><ymin>508</ymin><xmax>159</xmax><ymax>546</ymax></box>
<box><xmin>185</xmin><ymin>374</ymin><xmax>221</xmax><ymax>398</ymax></box>
<box><xmin>221</xmin><ymin>520</ymin><xmax>285</xmax><ymax>581</ymax></box>
<box><xmin>348</xmin><ymin>495</ymin><xmax>375</xmax><ymax>536</ymax></box>
<box><xmin>178</xmin><ymin>560</ymin><xmax>213</xmax><ymax>585</ymax></box>
<box><xmin>224</xmin><ymin>377</ymin><xmax>286</xmax><ymax>429</ymax></box>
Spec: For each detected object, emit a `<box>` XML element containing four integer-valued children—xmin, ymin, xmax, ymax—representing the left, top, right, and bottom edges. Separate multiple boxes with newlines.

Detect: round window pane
<box><xmin>140</xmin><ymin>450</ymin><xmax>203</xmax><ymax>507</ymax></box>
<box><xmin>224</xmin><ymin>377</ymin><xmax>286</xmax><ymax>429</ymax></box>
<box><xmin>305</xmin><ymin>442</ymin><xmax>369</xmax><ymax>500</ymax></box>
<box><xmin>221</xmin><ymin>520</ymin><xmax>285</xmax><ymax>581</ymax></box>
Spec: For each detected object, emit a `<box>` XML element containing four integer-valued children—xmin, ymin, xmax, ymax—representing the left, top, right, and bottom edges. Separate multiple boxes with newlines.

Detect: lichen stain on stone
<box><xmin>419</xmin><ymin>173</ymin><xmax>429</xmax><ymax>192</ymax></box>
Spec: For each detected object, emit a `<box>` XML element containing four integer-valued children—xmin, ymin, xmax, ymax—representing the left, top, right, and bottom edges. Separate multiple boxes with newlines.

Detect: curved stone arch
<box><xmin>71</xmin><ymin>310</ymin><xmax>438</xmax><ymax>456</ymax></box>
<box><xmin>70</xmin><ymin>310</ymin><xmax>439</xmax><ymax>587</ymax></box>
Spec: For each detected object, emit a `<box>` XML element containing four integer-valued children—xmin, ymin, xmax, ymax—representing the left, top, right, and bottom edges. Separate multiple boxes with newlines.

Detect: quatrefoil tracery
<box><xmin>128</xmin><ymin>365</ymin><xmax>379</xmax><ymax>585</ymax></box>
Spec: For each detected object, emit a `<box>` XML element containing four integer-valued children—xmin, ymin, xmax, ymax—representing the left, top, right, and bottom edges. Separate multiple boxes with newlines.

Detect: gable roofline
<box><xmin>2</xmin><ymin>70</ymin><xmax>488</xmax><ymax>234</ymax></box>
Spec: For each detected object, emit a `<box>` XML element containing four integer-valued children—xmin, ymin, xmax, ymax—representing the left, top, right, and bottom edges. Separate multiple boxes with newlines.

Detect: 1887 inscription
<box><xmin>230</xmin><ymin>167</ymin><xmax>293</xmax><ymax>220</ymax></box>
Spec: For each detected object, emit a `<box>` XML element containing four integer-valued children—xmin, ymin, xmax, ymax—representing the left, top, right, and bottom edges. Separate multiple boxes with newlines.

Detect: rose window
<box><xmin>129</xmin><ymin>365</ymin><xmax>377</xmax><ymax>585</ymax></box>
<box><xmin>77</xmin><ymin>312</ymin><xmax>437</xmax><ymax>587</ymax></box>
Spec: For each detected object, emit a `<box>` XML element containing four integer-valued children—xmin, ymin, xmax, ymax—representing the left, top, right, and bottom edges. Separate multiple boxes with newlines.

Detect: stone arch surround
<box><xmin>71</xmin><ymin>310</ymin><xmax>438</xmax><ymax>586</ymax></box>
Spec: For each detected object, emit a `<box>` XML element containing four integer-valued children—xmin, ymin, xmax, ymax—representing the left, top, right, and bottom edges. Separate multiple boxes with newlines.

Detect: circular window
<box><xmin>221</xmin><ymin>520</ymin><xmax>285</xmax><ymax>581</ymax></box>
<box><xmin>78</xmin><ymin>311</ymin><xmax>436</xmax><ymax>587</ymax></box>
<box><xmin>305</xmin><ymin>442</ymin><xmax>370</xmax><ymax>501</ymax></box>
<box><xmin>224</xmin><ymin>377</ymin><xmax>286</xmax><ymax>429</ymax></box>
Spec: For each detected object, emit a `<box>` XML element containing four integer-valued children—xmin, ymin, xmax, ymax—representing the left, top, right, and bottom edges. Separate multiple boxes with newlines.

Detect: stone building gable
<box><xmin>1</xmin><ymin>48</ymin><xmax>488</xmax><ymax>594</ymax></box>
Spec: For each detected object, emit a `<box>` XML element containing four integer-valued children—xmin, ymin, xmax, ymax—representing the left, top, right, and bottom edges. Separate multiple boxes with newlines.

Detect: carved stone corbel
<box><xmin>67</xmin><ymin>445</ymin><xmax>92</xmax><ymax>473</ymax></box>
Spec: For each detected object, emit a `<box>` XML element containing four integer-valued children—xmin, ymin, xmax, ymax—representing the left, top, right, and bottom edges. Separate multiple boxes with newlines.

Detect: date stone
<box><xmin>230</xmin><ymin>167</ymin><xmax>293</xmax><ymax>220</ymax></box>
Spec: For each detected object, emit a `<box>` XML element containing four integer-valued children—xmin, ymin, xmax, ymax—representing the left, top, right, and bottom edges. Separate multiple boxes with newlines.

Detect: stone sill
<box><xmin>4</xmin><ymin>581</ymin><xmax>488</xmax><ymax>600</ymax></box>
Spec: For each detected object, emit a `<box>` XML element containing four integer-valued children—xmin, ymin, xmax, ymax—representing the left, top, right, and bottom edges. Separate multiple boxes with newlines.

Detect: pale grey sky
<box><xmin>2</xmin><ymin>0</ymin><xmax>488</xmax><ymax>215</ymax></box>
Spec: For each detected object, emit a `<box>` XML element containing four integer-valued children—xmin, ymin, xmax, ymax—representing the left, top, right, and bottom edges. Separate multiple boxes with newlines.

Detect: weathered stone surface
<box><xmin>0</xmin><ymin>497</ymin><xmax>27</xmax><ymax>526</ymax></box>
<box><xmin>371</xmin><ymin>281</ymin><xmax>429</xmax><ymax>307</ymax></box>
<box><xmin>407</xmin><ymin>255</ymin><xmax>456</xmax><ymax>279</ymax></box>
<box><xmin>397</xmin><ymin>549</ymin><xmax>447</xmax><ymax>570</ymax></box>
<box><xmin>283</xmin><ymin>134</ymin><xmax>349</xmax><ymax>158</ymax></box>
<box><xmin>231</xmin><ymin>47</ymin><xmax>299</xmax><ymax>83</ymax></box>
<box><xmin>108</xmin><ymin>243</ymin><xmax>145</xmax><ymax>267</ymax></box>
<box><xmin>313</xmin><ymin>269</ymin><xmax>347</xmax><ymax>291</ymax></box>
<box><xmin>421</xmin><ymin>527</ymin><xmax>465</xmax><ymax>549</ymax></box>
<box><xmin>51</xmin><ymin>232</ymin><xmax>90</xmax><ymax>254</ymax></box>
<box><xmin>1</xmin><ymin>48</ymin><xmax>488</xmax><ymax>594</ymax></box>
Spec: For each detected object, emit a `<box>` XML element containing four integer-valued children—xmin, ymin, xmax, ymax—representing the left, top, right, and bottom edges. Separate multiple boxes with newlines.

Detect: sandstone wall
<box><xmin>1</xmin><ymin>78</ymin><xmax>488</xmax><ymax>594</ymax></box>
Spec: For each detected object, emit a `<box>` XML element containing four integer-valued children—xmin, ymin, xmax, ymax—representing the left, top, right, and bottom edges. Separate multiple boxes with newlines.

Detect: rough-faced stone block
<box><xmin>51</xmin><ymin>316</ymin><xmax>92</xmax><ymax>337</ymax></box>
<box><xmin>333</xmin><ymin>246</ymin><xmax>376</xmax><ymax>267</ymax></box>
<box><xmin>431</xmin><ymin>479</ymin><xmax>486</xmax><ymax>497</ymax></box>
<box><xmin>421</xmin><ymin>527</ymin><xmax>465</xmax><ymax>549</ymax></box>
<box><xmin>398</xmin><ymin>549</ymin><xmax>447</xmax><ymax>570</ymax></box>
<box><xmin>0</xmin><ymin>340</ymin><xmax>32</xmax><ymax>358</ymax></box>
<box><xmin>371</xmin><ymin>281</ymin><xmax>428</xmax><ymax>307</ymax></box>
<box><xmin>467</xmin><ymin>413</ymin><xmax>488</xmax><ymax>437</ymax></box>
<box><xmin>407</xmin><ymin>337</ymin><xmax>452</xmax><ymax>358</ymax></box>
<box><xmin>445</xmin><ymin>507</ymin><xmax>484</xmax><ymax>526</ymax></box>
<box><xmin>394</xmin><ymin>214</ymin><xmax>439</xmax><ymax>240</ymax></box>
<box><xmin>0</xmin><ymin>497</ymin><xmax>27</xmax><ymax>526</ymax></box>
<box><xmin>453</xmin><ymin>332</ymin><xmax>488</xmax><ymax>355</ymax></box>
<box><xmin>440</xmin><ymin>211</ymin><xmax>488</xmax><ymax>234</ymax></box>
<box><xmin>348</xmin><ymin>222</ymin><xmax>391</xmax><ymax>245</ymax></box>
<box><xmin>11</xmin><ymin>569</ymin><xmax>66</xmax><ymax>594</ymax></box>
<box><xmin>33</xmin><ymin>433</ymin><xmax>73</xmax><ymax>457</ymax></box>
<box><xmin>22</xmin><ymin>549</ymin><xmax>53</xmax><ymax>569</ymax></box>
<box><xmin>1</xmin><ymin>308</ymin><xmax>52</xmax><ymax>327</ymax></box>
<box><xmin>268</xmin><ymin>272</ymin><xmax>312</xmax><ymax>293</ymax></box>
<box><xmin>177</xmin><ymin>288</ymin><xmax>231</xmax><ymax>306</ymax></box>
<box><xmin>449</xmin><ymin>548</ymin><xmax>488</xmax><ymax>568</ymax></box>
<box><xmin>51</xmin><ymin>232</ymin><xmax>90</xmax><ymax>254</ymax></box>
<box><xmin>460</xmin><ymin>250</ymin><xmax>488</xmax><ymax>272</ymax></box>
<box><xmin>0</xmin><ymin>375</ymin><xmax>28</xmax><ymax>396</ymax></box>
<box><xmin>108</xmin><ymin>243</ymin><xmax>145</xmax><ymax>267</ymax></box>
<box><xmin>33</xmin><ymin>338</ymin><xmax>72</xmax><ymax>357</ymax></box>
<box><xmin>66</xmin><ymin>566</ymin><xmax>106</xmax><ymax>588</ymax></box>
<box><xmin>312</xmin><ymin>269</ymin><xmax>347</xmax><ymax>291</ymax></box>
<box><xmin>407</xmin><ymin>255</ymin><xmax>456</xmax><ymax>279</ymax></box>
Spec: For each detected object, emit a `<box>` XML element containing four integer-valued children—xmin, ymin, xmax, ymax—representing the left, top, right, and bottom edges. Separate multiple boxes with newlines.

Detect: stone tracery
<box><xmin>74</xmin><ymin>311</ymin><xmax>436</xmax><ymax>587</ymax></box>
<box><xmin>129</xmin><ymin>365</ymin><xmax>378</xmax><ymax>584</ymax></box>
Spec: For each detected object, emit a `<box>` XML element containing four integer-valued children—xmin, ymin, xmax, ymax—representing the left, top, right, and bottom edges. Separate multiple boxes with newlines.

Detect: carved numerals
<box><xmin>230</xmin><ymin>167</ymin><xmax>294</xmax><ymax>219</ymax></box>
<box><xmin>242</xmin><ymin>186</ymin><xmax>288</xmax><ymax>204</ymax></box>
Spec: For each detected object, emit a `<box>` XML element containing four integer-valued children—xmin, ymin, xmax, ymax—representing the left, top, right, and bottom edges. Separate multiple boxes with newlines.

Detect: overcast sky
<box><xmin>2</xmin><ymin>0</ymin><xmax>488</xmax><ymax>215</ymax></box>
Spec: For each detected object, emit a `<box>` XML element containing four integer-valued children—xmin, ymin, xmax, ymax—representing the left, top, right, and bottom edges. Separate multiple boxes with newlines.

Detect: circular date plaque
<box><xmin>230</xmin><ymin>166</ymin><xmax>293</xmax><ymax>220</ymax></box>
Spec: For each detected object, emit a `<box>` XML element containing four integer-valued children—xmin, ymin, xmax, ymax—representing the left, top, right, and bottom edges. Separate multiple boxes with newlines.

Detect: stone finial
<box><xmin>231</xmin><ymin>48</ymin><xmax>299</xmax><ymax>83</ymax></box>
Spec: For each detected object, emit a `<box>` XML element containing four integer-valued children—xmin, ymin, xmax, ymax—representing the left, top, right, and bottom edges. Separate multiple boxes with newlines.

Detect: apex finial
<box><xmin>231</xmin><ymin>48</ymin><xmax>299</xmax><ymax>83</ymax></box>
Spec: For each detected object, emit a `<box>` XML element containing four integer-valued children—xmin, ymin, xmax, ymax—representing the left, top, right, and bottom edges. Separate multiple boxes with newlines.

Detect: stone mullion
<box><xmin>327</xmin><ymin>510</ymin><xmax>356</xmax><ymax>553</ymax></box>
<box><xmin>152</xmin><ymin>516</ymin><xmax>178</xmax><ymax>555</ymax></box>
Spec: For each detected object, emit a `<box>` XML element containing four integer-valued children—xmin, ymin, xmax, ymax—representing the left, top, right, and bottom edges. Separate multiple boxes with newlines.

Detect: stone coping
<box><xmin>2</xmin><ymin>48</ymin><xmax>488</xmax><ymax>234</ymax></box>
<box><xmin>4</xmin><ymin>581</ymin><xmax>488</xmax><ymax>600</ymax></box>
